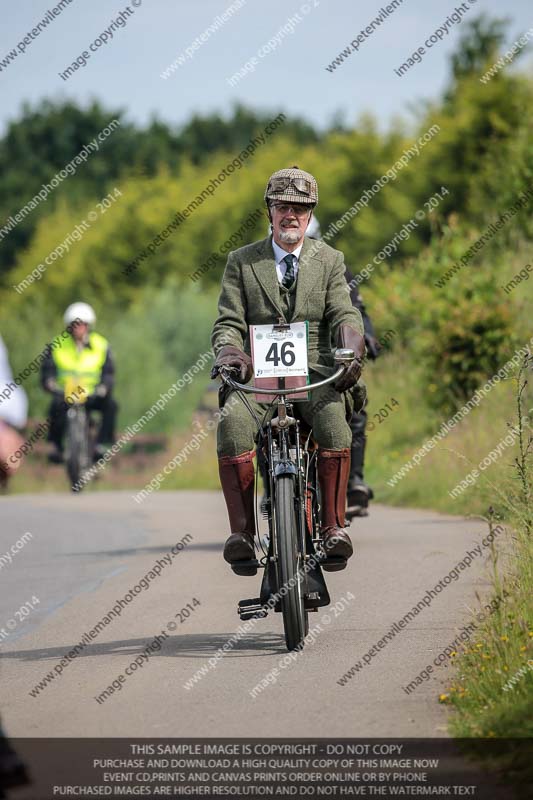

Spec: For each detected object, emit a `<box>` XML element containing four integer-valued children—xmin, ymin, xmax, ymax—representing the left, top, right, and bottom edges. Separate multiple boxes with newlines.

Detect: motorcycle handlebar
<box><xmin>219</xmin><ymin>364</ymin><xmax>346</xmax><ymax>395</ymax></box>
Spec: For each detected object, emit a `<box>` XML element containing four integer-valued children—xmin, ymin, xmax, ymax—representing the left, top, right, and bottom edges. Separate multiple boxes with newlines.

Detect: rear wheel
<box><xmin>274</xmin><ymin>473</ymin><xmax>308</xmax><ymax>651</ymax></box>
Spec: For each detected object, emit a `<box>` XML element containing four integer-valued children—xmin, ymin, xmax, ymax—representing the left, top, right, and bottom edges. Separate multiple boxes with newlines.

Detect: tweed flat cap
<box><xmin>264</xmin><ymin>165</ymin><xmax>318</xmax><ymax>205</ymax></box>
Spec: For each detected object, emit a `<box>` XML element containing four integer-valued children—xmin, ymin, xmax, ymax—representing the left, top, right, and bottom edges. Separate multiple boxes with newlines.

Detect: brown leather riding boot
<box><xmin>219</xmin><ymin>450</ymin><xmax>256</xmax><ymax>563</ymax></box>
<box><xmin>317</xmin><ymin>448</ymin><xmax>353</xmax><ymax>560</ymax></box>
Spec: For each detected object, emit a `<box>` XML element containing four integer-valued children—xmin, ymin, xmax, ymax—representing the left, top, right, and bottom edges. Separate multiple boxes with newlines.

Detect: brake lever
<box><xmin>213</xmin><ymin>365</ymin><xmax>240</xmax><ymax>383</ymax></box>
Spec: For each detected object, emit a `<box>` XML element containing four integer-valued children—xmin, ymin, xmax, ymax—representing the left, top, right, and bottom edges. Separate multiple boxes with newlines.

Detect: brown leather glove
<box><xmin>334</xmin><ymin>324</ymin><xmax>366</xmax><ymax>393</ymax></box>
<box><xmin>211</xmin><ymin>345</ymin><xmax>253</xmax><ymax>383</ymax></box>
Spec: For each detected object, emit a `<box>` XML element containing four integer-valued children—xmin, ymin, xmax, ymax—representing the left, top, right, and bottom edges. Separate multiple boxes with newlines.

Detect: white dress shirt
<box><xmin>0</xmin><ymin>335</ymin><xmax>28</xmax><ymax>428</ymax></box>
<box><xmin>272</xmin><ymin>240</ymin><xmax>303</xmax><ymax>286</ymax></box>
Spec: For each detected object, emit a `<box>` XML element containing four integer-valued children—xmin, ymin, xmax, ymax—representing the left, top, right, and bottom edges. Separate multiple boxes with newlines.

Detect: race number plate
<box><xmin>250</xmin><ymin>322</ymin><xmax>309</xmax><ymax>402</ymax></box>
<box><xmin>251</xmin><ymin>322</ymin><xmax>308</xmax><ymax>378</ymax></box>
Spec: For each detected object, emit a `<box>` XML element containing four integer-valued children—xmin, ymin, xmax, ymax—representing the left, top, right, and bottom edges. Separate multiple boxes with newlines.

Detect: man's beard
<box><xmin>278</xmin><ymin>227</ymin><xmax>300</xmax><ymax>244</ymax></box>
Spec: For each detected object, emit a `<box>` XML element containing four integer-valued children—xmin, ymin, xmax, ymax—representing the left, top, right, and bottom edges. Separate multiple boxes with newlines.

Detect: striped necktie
<box><xmin>282</xmin><ymin>253</ymin><xmax>297</xmax><ymax>289</ymax></box>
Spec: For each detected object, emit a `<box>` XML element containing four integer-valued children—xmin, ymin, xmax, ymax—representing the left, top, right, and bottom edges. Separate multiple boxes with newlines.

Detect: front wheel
<box><xmin>274</xmin><ymin>473</ymin><xmax>308</xmax><ymax>651</ymax></box>
<box><xmin>65</xmin><ymin>407</ymin><xmax>89</xmax><ymax>491</ymax></box>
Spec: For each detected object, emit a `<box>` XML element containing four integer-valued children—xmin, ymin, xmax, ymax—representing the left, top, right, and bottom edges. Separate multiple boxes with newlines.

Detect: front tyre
<box><xmin>65</xmin><ymin>407</ymin><xmax>89</xmax><ymax>492</ymax></box>
<box><xmin>274</xmin><ymin>473</ymin><xmax>308</xmax><ymax>651</ymax></box>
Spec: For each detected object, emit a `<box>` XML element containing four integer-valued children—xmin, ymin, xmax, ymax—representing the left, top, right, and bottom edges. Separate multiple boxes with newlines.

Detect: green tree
<box><xmin>450</xmin><ymin>14</ymin><xmax>508</xmax><ymax>82</ymax></box>
<box><xmin>0</xmin><ymin>101</ymin><xmax>320</xmax><ymax>285</ymax></box>
<box><xmin>0</xmin><ymin>100</ymin><xmax>140</xmax><ymax>281</ymax></box>
<box><xmin>179</xmin><ymin>104</ymin><xmax>319</xmax><ymax>165</ymax></box>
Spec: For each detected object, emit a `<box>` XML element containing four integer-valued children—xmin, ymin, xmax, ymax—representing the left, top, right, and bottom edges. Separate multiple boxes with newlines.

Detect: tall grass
<box><xmin>443</xmin><ymin>362</ymin><xmax>532</xmax><ymax>786</ymax></box>
<box><xmin>363</xmin><ymin>349</ymin><xmax>527</xmax><ymax>517</ymax></box>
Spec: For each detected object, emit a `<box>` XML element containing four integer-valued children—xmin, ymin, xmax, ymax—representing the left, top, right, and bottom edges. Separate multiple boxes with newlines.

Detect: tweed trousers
<box><xmin>216</xmin><ymin>371</ymin><xmax>357</xmax><ymax>457</ymax></box>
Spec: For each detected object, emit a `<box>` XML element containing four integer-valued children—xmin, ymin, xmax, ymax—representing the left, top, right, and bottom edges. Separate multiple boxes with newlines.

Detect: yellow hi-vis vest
<box><xmin>52</xmin><ymin>332</ymin><xmax>108</xmax><ymax>396</ymax></box>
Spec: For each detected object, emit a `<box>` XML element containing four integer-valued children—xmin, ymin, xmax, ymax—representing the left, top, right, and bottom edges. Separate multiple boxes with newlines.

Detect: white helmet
<box><xmin>64</xmin><ymin>302</ymin><xmax>96</xmax><ymax>326</ymax></box>
<box><xmin>305</xmin><ymin>214</ymin><xmax>322</xmax><ymax>240</ymax></box>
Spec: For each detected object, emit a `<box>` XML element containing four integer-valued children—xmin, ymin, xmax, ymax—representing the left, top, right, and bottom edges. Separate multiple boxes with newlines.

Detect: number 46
<box><xmin>265</xmin><ymin>341</ymin><xmax>295</xmax><ymax>367</ymax></box>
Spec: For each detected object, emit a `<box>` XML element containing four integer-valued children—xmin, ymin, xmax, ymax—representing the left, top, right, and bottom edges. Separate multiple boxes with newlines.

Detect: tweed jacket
<box><xmin>211</xmin><ymin>235</ymin><xmax>364</xmax><ymax>378</ymax></box>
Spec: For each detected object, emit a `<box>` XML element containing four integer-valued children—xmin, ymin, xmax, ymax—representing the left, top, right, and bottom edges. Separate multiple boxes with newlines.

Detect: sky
<box><xmin>1</xmin><ymin>0</ymin><xmax>532</xmax><ymax>135</ymax></box>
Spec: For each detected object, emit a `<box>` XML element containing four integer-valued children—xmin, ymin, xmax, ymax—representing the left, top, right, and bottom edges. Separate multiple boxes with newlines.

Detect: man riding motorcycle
<box><xmin>40</xmin><ymin>303</ymin><xmax>118</xmax><ymax>463</ymax></box>
<box><xmin>211</xmin><ymin>166</ymin><xmax>366</xmax><ymax>568</ymax></box>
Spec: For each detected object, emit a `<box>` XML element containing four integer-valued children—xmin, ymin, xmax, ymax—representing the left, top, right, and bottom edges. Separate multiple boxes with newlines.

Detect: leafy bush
<box><xmin>420</xmin><ymin>297</ymin><xmax>515</xmax><ymax>415</ymax></box>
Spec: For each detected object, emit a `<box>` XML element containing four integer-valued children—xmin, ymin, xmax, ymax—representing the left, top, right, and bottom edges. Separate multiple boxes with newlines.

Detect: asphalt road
<box><xmin>0</xmin><ymin>490</ymin><xmax>501</xmax><ymax>740</ymax></box>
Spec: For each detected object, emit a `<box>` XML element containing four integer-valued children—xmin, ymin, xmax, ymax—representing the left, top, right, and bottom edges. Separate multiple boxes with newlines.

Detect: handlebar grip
<box><xmin>211</xmin><ymin>364</ymin><xmax>240</xmax><ymax>380</ymax></box>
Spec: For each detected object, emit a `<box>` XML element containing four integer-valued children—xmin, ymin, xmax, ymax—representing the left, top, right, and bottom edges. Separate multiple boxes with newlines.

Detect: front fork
<box><xmin>265</xmin><ymin>408</ymin><xmax>309</xmax><ymax>595</ymax></box>
<box><xmin>258</xmin><ymin>420</ymin><xmax>330</xmax><ymax>612</ymax></box>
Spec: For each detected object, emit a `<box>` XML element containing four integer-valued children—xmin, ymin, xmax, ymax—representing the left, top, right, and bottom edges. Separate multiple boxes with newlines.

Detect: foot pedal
<box><xmin>320</xmin><ymin>556</ymin><xmax>347</xmax><ymax>572</ymax></box>
<box><xmin>231</xmin><ymin>559</ymin><xmax>260</xmax><ymax>576</ymax></box>
<box><xmin>346</xmin><ymin>505</ymin><xmax>368</xmax><ymax>520</ymax></box>
<box><xmin>238</xmin><ymin>598</ymin><xmax>268</xmax><ymax>620</ymax></box>
<box><xmin>346</xmin><ymin>486</ymin><xmax>371</xmax><ymax>520</ymax></box>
